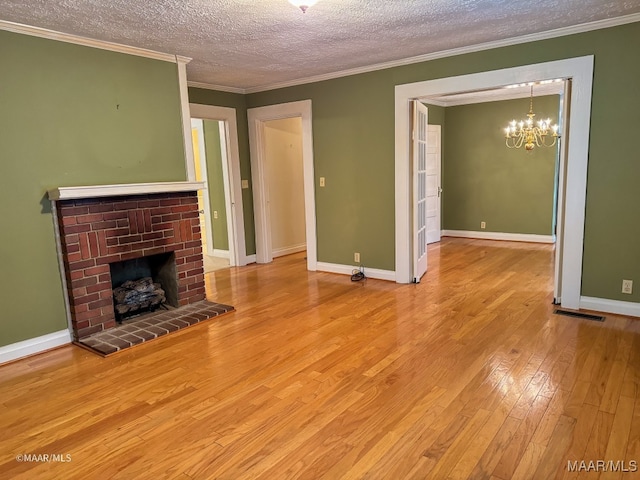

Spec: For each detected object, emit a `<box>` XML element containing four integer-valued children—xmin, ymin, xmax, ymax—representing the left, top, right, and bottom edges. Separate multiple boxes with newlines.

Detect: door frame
<box><xmin>190</xmin><ymin>119</ymin><xmax>215</xmax><ymax>258</ymax></box>
<box><xmin>247</xmin><ymin>100</ymin><xmax>317</xmax><ymax>271</ymax></box>
<box><xmin>395</xmin><ymin>56</ymin><xmax>594</xmax><ymax>310</ymax></box>
<box><xmin>189</xmin><ymin>103</ymin><xmax>248</xmax><ymax>267</ymax></box>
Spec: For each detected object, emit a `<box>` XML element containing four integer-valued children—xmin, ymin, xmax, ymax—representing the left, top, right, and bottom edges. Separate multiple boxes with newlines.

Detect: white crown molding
<box><xmin>0</xmin><ymin>330</ymin><xmax>71</xmax><ymax>365</ymax></box>
<box><xmin>442</xmin><ymin>230</ymin><xmax>556</xmax><ymax>244</ymax></box>
<box><xmin>244</xmin><ymin>13</ymin><xmax>640</xmax><ymax>94</ymax></box>
<box><xmin>48</xmin><ymin>181</ymin><xmax>205</xmax><ymax>201</ymax></box>
<box><xmin>580</xmin><ymin>296</ymin><xmax>640</xmax><ymax>318</ymax></box>
<box><xmin>0</xmin><ymin>19</ymin><xmax>190</xmax><ymax>64</ymax></box>
<box><xmin>316</xmin><ymin>262</ymin><xmax>396</xmax><ymax>282</ymax></box>
<box><xmin>187</xmin><ymin>81</ymin><xmax>247</xmax><ymax>95</ymax></box>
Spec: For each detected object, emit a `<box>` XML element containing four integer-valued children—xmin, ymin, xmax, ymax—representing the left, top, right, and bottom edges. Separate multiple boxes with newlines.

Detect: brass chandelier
<box><xmin>504</xmin><ymin>85</ymin><xmax>560</xmax><ymax>150</ymax></box>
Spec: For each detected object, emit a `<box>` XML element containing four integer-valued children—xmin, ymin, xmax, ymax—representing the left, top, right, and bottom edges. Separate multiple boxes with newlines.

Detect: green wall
<box><xmin>443</xmin><ymin>96</ymin><xmax>559</xmax><ymax>235</ymax></box>
<box><xmin>187</xmin><ymin>88</ymin><xmax>256</xmax><ymax>255</ymax></box>
<box><xmin>202</xmin><ymin>120</ymin><xmax>230</xmax><ymax>251</ymax></box>
<box><xmin>0</xmin><ymin>31</ymin><xmax>186</xmax><ymax>346</ymax></box>
<box><xmin>235</xmin><ymin>22</ymin><xmax>639</xmax><ymax>302</ymax></box>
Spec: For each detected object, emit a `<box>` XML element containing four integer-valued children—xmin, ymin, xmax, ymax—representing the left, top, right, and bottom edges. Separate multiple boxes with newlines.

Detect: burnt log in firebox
<box><xmin>113</xmin><ymin>277</ymin><xmax>166</xmax><ymax>322</ymax></box>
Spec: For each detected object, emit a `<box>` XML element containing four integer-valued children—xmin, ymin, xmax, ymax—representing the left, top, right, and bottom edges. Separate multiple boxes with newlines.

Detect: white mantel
<box><xmin>47</xmin><ymin>181</ymin><xmax>205</xmax><ymax>201</ymax></box>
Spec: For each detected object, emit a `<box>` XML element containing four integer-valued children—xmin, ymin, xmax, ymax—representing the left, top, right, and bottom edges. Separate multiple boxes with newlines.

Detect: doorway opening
<box><xmin>189</xmin><ymin>104</ymin><xmax>248</xmax><ymax>270</ymax></box>
<box><xmin>263</xmin><ymin>117</ymin><xmax>307</xmax><ymax>259</ymax></box>
<box><xmin>395</xmin><ymin>56</ymin><xmax>594</xmax><ymax>310</ymax></box>
<box><xmin>247</xmin><ymin>100</ymin><xmax>317</xmax><ymax>271</ymax></box>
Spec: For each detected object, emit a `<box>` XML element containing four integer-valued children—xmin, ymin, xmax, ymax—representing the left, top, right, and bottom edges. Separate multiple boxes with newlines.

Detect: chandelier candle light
<box><xmin>505</xmin><ymin>85</ymin><xmax>560</xmax><ymax>151</ymax></box>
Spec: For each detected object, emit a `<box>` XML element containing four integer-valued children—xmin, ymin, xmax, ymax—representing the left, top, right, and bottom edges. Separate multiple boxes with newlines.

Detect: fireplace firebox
<box><xmin>51</xmin><ymin>188</ymin><xmax>206</xmax><ymax>340</ymax></box>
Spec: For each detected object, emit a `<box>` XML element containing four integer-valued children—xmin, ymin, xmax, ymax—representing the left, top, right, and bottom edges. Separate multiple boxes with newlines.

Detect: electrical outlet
<box><xmin>481</xmin><ymin>221</ymin><xmax>486</xmax><ymax>229</ymax></box>
<box><xmin>622</xmin><ymin>279</ymin><xmax>633</xmax><ymax>294</ymax></box>
<box><xmin>354</xmin><ymin>252</ymin><xmax>360</xmax><ymax>263</ymax></box>
<box><xmin>241</xmin><ymin>179</ymin><xmax>249</xmax><ymax>189</ymax></box>
<box><xmin>319</xmin><ymin>177</ymin><xmax>326</xmax><ymax>187</ymax></box>
<box><xmin>213</xmin><ymin>211</ymin><xmax>218</xmax><ymax>219</ymax></box>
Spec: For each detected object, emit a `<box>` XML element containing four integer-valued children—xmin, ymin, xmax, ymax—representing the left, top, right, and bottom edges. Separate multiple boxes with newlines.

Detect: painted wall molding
<box><xmin>48</xmin><ymin>181</ymin><xmax>204</xmax><ymax>200</ymax></box>
<box><xmin>212</xmin><ymin>249</ymin><xmax>230</xmax><ymax>259</ymax></box>
<box><xmin>316</xmin><ymin>262</ymin><xmax>396</xmax><ymax>282</ymax></box>
<box><xmin>580</xmin><ymin>296</ymin><xmax>640</xmax><ymax>318</ymax></box>
<box><xmin>0</xmin><ymin>19</ymin><xmax>189</xmax><ymax>64</ymax></box>
<box><xmin>0</xmin><ymin>330</ymin><xmax>71</xmax><ymax>365</ymax></box>
<box><xmin>442</xmin><ymin>230</ymin><xmax>556</xmax><ymax>244</ymax></box>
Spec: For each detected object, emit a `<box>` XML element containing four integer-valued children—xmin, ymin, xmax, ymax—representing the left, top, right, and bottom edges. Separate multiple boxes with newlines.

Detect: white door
<box><xmin>412</xmin><ymin>100</ymin><xmax>428</xmax><ymax>283</ymax></box>
<box><xmin>426</xmin><ymin>125</ymin><xmax>442</xmax><ymax>244</ymax></box>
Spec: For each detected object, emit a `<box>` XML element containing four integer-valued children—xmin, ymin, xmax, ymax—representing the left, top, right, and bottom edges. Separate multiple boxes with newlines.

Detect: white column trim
<box><xmin>177</xmin><ymin>59</ymin><xmax>196</xmax><ymax>182</ymax></box>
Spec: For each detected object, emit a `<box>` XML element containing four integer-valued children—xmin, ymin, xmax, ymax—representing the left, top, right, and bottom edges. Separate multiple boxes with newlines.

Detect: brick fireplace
<box><xmin>50</xmin><ymin>183</ymin><xmax>207</xmax><ymax>341</ymax></box>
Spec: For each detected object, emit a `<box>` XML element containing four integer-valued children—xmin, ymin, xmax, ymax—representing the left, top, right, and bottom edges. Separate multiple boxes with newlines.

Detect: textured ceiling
<box><xmin>1</xmin><ymin>0</ymin><xmax>639</xmax><ymax>91</ymax></box>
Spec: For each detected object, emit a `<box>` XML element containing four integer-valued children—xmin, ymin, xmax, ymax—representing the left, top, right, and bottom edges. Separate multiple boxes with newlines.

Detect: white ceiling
<box><xmin>1</xmin><ymin>1</ymin><xmax>639</xmax><ymax>92</ymax></box>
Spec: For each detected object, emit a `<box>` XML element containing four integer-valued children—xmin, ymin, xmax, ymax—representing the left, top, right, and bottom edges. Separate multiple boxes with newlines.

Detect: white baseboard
<box><xmin>212</xmin><ymin>249</ymin><xmax>230</xmax><ymax>259</ymax></box>
<box><xmin>246</xmin><ymin>254</ymin><xmax>257</xmax><ymax>264</ymax></box>
<box><xmin>0</xmin><ymin>329</ymin><xmax>72</xmax><ymax>365</ymax></box>
<box><xmin>442</xmin><ymin>230</ymin><xmax>556</xmax><ymax>244</ymax></box>
<box><xmin>316</xmin><ymin>262</ymin><xmax>396</xmax><ymax>282</ymax></box>
<box><xmin>273</xmin><ymin>243</ymin><xmax>306</xmax><ymax>258</ymax></box>
<box><xmin>580</xmin><ymin>296</ymin><xmax>640</xmax><ymax>318</ymax></box>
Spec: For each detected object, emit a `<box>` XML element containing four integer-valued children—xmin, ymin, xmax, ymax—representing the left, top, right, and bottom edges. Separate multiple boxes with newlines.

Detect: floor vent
<box><xmin>553</xmin><ymin>309</ymin><xmax>605</xmax><ymax>322</ymax></box>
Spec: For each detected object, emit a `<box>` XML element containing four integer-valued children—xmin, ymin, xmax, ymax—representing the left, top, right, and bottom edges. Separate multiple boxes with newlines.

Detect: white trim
<box><xmin>0</xmin><ymin>19</ymin><xmax>189</xmax><ymax>64</ymax></box>
<box><xmin>395</xmin><ymin>56</ymin><xmax>594</xmax><ymax>312</ymax></box>
<box><xmin>187</xmin><ymin>81</ymin><xmax>246</xmax><ymax>95</ymax></box>
<box><xmin>0</xmin><ymin>330</ymin><xmax>72</xmax><ymax>365</ymax></box>
<box><xmin>243</xmin><ymin>14</ymin><xmax>639</xmax><ymax>94</ymax></box>
<box><xmin>212</xmin><ymin>249</ymin><xmax>230</xmax><ymax>259</ymax></box>
<box><xmin>178</xmin><ymin>60</ymin><xmax>196</xmax><ymax>182</ymax></box>
<box><xmin>580</xmin><ymin>297</ymin><xmax>640</xmax><ymax>318</ymax></box>
<box><xmin>48</xmin><ymin>181</ymin><xmax>205</xmax><ymax>200</ymax></box>
<box><xmin>247</xmin><ymin>100</ymin><xmax>317</xmax><ymax>272</ymax></box>
<box><xmin>217</xmin><ymin>121</ymin><xmax>236</xmax><ymax>266</ymax></box>
<box><xmin>246</xmin><ymin>254</ymin><xmax>257</xmax><ymax>264</ymax></box>
<box><xmin>442</xmin><ymin>230</ymin><xmax>556</xmax><ymax>244</ymax></box>
<box><xmin>189</xmin><ymin>104</ymin><xmax>248</xmax><ymax>266</ymax></box>
<box><xmin>316</xmin><ymin>262</ymin><xmax>396</xmax><ymax>282</ymax></box>
<box><xmin>273</xmin><ymin>243</ymin><xmax>307</xmax><ymax>258</ymax></box>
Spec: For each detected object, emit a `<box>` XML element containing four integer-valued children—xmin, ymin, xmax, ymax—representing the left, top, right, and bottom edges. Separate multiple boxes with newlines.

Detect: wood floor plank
<box><xmin>0</xmin><ymin>238</ymin><xmax>638</xmax><ymax>479</ymax></box>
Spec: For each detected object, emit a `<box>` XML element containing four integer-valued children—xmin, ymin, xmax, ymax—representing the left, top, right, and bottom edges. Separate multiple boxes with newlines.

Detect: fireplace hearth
<box><xmin>49</xmin><ymin>184</ymin><xmax>209</xmax><ymax>341</ymax></box>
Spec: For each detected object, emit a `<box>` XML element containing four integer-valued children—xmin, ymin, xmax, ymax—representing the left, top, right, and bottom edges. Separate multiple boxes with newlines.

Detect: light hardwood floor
<box><xmin>1</xmin><ymin>238</ymin><xmax>639</xmax><ymax>479</ymax></box>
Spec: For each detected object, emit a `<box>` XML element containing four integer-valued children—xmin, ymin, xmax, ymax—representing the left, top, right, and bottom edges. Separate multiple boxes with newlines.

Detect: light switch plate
<box><xmin>241</xmin><ymin>179</ymin><xmax>249</xmax><ymax>189</ymax></box>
